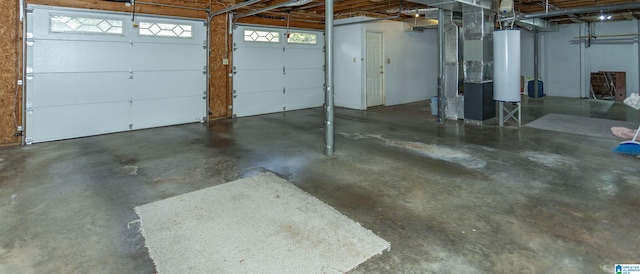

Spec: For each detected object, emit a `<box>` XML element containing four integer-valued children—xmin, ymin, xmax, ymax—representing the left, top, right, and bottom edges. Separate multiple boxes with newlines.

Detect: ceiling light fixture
<box><xmin>599</xmin><ymin>14</ymin><xmax>613</xmax><ymax>21</ymax></box>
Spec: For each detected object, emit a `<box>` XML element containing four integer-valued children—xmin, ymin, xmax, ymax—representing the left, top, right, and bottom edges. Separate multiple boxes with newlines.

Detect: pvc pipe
<box><xmin>324</xmin><ymin>0</ymin><xmax>334</xmax><ymax>156</ymax></box>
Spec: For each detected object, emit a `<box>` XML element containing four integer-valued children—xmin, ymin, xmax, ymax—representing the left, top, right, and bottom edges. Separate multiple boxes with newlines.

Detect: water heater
<box><xmin>493</xmin><ymin>29</ymin><xmax>521</xmax><ymax>102</ymax></box>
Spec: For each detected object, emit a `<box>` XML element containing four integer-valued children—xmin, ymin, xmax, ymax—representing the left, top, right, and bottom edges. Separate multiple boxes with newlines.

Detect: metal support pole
<box><xmin>533</xmin><ymin>30</ymin><xmax>539</xmax><ymax>99</ymax></box>
<box><xmin>324</xmin><ymin>0</ymin><xmax>334</xmax><ymax>156</ymax></box>
<box><xmin>437</xmin><ymin>8</ymin><xmax>445</xmax><ymax>125</ymax></box>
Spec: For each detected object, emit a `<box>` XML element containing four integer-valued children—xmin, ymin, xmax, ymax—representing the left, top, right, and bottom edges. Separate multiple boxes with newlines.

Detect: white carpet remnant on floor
<box><xmin>134</xmin><ymin>172</ymin><xmax>390</xmax><ymax>274</ymax></box>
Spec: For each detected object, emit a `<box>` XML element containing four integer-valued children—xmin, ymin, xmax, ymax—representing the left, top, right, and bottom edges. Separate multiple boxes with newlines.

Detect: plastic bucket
<box><xmin>430</xmin><ymin>96</ymin><xmax>438</xmax><ymax>116</ymax></box>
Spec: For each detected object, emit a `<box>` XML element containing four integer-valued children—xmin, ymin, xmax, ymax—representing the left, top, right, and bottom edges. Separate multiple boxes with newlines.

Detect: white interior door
<box><xmin>233</xmin><ymin>26</ymin><xmax>324</xmax><ymax>117</ymax></box>
<box><xmin>25</xmin><ymin>6</ymin><xmax>206</xmax><ymax>143</ymax></box>
<box><xmin>366</xmin><ymin>31</ymin><xmax>384</xmax><ymax>107</ymax></box>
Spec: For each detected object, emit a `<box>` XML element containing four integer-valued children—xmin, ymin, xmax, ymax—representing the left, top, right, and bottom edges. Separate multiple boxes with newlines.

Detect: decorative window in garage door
<box><xmin>244</xmin><ymin>29</ymin><xmax>280</xmax><ymax>43</ymax></box>
<box><xmin>138</xmin><ymin>22</ymin><xmax>193</xmax><ymax>38</ymax></box>
<box><xmin>50</xmin><ymin>14</ymin><xmax>123</xmax><ymax>35</ymax></box>
<box><xmin>287</xmin><ymin>32</ymin><xmax>317</xmax><ymax>45</ymax></box>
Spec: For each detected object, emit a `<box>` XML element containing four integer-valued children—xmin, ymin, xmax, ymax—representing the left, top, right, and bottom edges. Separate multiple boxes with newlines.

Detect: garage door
<box><xmin>25</xmin><ymin>6</ymin><xmax>207</xmax><ymax>144</ymax></box>
<box><xmin>232</xmin><ymin>26</ymin><xmax>324</xmax><ymax>117</ymax></box>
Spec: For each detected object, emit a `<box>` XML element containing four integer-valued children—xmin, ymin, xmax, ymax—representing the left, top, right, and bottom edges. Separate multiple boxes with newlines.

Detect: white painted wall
<box><xmin>521</xmin><ymin>20</ymin><xmax>639</xmax><ymax>98</ymax></box>
<box><xmin>334</xmin><ymin>24</ymin><xmax>364</xmax><ymax>109</ymax></box>
<box><xmin>334</xmin><ymin>18</ymin><xmax>438</xmax><ymax>110</ymax></box>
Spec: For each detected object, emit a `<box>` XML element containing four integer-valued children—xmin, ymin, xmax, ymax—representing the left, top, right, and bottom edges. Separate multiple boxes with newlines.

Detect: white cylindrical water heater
<box><xmin>493</xmin><ymin>29</ymin><xmax>521</xmax><ymax>102</ymax></box>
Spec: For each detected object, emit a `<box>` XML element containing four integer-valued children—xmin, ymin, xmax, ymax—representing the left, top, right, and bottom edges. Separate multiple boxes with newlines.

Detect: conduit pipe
<box><xmin>523</xmin><ymin>2</ymin><xmax>640</xmax><ymax>19</ymax></box>
<box><xmin>209</xmin><ymin>0</ymin><xmax>262</xmax><ymax>18</ymax></box>
<box><xmin>236</xmin><ymin>0</ymin><xmax>310</xmax><ymax>19</ymax></box>
<box><xmin>335</xmin><ymin>0</ymin><xmax>403</xmax><ymax>26</ymax></box>
<box><xmin>324</xmin><ymin>0</ymin><xmax>334</xmax><ymax>156</ymax></box>
<box><xmin>136</xmin><ymin>1</ymin><xmax>210</xmax><ymax>12</ymax></box>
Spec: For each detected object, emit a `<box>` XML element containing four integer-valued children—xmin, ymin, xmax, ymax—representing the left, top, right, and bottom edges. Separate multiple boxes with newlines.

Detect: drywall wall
<box><xmin>364</xmin><ymin>21</ymin><xmax>438</xmax><ymax>106</ymax></box>
<box><xmin>521</xmin><ymin>20</ymin><xmax>639</xmax><ymax>98</ymax></box>
<box><xmin>334</xmin><ymin>18</ymin><xmax>438</xmax><ymax>110</ymax></box>
<box><xmin>334</xmin><ymin>23</ymin><xmax>364</xmax><ymax>110</ymax></box>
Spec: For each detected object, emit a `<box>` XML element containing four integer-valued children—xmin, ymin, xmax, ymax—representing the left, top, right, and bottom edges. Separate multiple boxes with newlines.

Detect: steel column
<box><xmin>324</xmin><ymin>0</ymin><xmax>334</xmax><ymax>156</ymax></box>
<box><xmin>533</xmin><ymin>30</ymin><xmax>539</xmax><ymax>99</ymax></box>
<box><xmin>437</xmin><ymin>8</ymin><xmax>445</xmax><ymax>124</ymax></box>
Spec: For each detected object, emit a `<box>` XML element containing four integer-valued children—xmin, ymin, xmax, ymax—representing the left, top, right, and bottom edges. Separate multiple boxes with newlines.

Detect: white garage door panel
<box><xmin>285</xmin><ymin>88</ymin><xmax>324</xmax><ymax>110</ymax></box>
<box><xmin>131</xmin><ymin>71</ymin><xmax>204</xmax><ymax>100</ymax></box>
<box><xmin>234</xmin><ymin>49</ymin><xmax>283</xmax><ymax>70</ymax></box>
<box><xmin>131</xmin><ymin>43</ymin><xmax>205</xmax><ymax>71</ymax></box>
<box><xmin>131</xmin><ymin>96</ymin><xmax>205</xmax><ymax>129</ymax></box>
<box><xmin>31</xmin><ymin>40</ymin><xmax>131</xmax><ymax>73</ymax></box>
<box><xmin>232</xmin><ymin>26</ymin><xmax>324</xmax><ymax>117</ymax></box>
<box><xmin>28</xmin><ymin>72</ymin><xmax>130</xmax><ymax>107</ymax></box>
<box><xmin>286</xmin><ymin>69</ymin><xmax>324</xmax><ymax>90</ymax></box>
<box><xmin>234</xmin><ymin>91</ymin><xmax>284</xmax><ymax>117</ymax></box>
<box><xmin>28</xmin><ymin>103</ymin><xmax>131</xmax><ymax>143</ymax></box>
<box><xmin>26</xmin><ymin>5</ymin><xmax>207</xmax><ymax>143</ymax></box>
<box><xmin>234</xmin><ymin>70</ymin><xmax>284</xmax><ymax>94</ymax></box>
<box><xmin>284</xmin><ymin>49</ymin><xmax>324</xmax><ymax>69</ymax></box>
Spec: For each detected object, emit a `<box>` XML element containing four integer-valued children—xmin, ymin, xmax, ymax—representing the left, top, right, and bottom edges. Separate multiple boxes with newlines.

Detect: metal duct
<box><xmin>523</xmin><ymin>2</ymin><xmax>640</xmax><ymax>19</ymax></box>
<box><xmin>442</xmin><ymin>11</ymin><xmax>464</xmax><ymax>120</ymax></box>
<box><xmin>405</xmin><ymin>0</ymin><xmax>496</xmax><ymax>12</ymax></box>
<box><xmin>515</xmin><ymin>17</ymin><xmax>556</xmax><ymax>32</ymax></box>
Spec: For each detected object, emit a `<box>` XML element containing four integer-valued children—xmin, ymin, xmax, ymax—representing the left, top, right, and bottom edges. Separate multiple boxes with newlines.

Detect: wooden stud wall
<box><xmin>209</xmin><ymin>8</ymin><xmax>231</xmax><ymax>119</ymax></box>
<box><xmin>0</xmin><ymin>0</ymin><xmax>20</xmax><ymax>146</ymax></box>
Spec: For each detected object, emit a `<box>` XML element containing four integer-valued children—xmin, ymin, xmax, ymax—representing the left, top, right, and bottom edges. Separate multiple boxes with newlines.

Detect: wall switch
<box><xmin>222</xmin><ymin>58</ymin><xmax>229</xmax><ymax>65</ymax></box>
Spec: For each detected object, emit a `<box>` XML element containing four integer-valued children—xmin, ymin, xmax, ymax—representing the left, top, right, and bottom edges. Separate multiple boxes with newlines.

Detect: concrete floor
<box><xmin>0</xmin><ymin>97</ymin><xmax>638</xmax><ymax>273</ymax></box>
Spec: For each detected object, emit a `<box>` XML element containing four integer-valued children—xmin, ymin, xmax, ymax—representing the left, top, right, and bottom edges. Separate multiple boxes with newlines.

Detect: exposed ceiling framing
<box><xmin>222</xmin><ymin>0</ymin><xmax>640</xmax><ymax>28</ymax></box>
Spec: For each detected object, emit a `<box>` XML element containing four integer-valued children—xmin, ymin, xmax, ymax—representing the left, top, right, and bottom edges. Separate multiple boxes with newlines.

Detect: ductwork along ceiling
<box><xmin>220</xmin><ymin>0</ymin><xmax>640</xmax><ymax>27</ymax></box>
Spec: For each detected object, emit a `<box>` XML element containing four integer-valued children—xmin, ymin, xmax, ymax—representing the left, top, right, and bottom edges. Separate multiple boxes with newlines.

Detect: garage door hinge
<box><xmin>283</xmin><ymin>47</ymin><xmax>285</xmax><ymax>52</ymax></box>
<box><xmin>233</xmin><ymin>66</ymin><xmax>237</xmax><ymax>75</ymax></box>
<box><xmin>283</xmin><ymin>66</ymin><xmax>286</xmax><ymax>75</ymax></box>
<box><xmin>203</xmin><ymin>40</ymin><xmax>207</xmax><ymax>49</ymax></box>
<box><xmin>129</xmin><ymin>70</ymin><xmax>133</xmax><ymax>79</ymax></box>
<box><xmin>283</xmin><ymin>87</ymin><xmax>285</xmax><ymax>94</ymax></box>
<box><xmin>129</xmin><ymin>124</ymin><xmax>133</xmax><ymax>130</ymax></box>
<box><xmin>202</xmin><ymin>90</ymin><xmax>206</xmax><ymax>99</ymax></box>
<box><xmin>129</xmin><ymin>97</ymin><xmax>133</xmax><ymax>105</ymax></box>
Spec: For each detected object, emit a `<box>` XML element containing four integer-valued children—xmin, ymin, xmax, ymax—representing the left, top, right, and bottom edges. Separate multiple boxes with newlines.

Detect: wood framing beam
<box><xmin>237</xmin><ymin>16</ymin><xmax>324</xmax><ymax>29</ymax></box>
<box><xmin>26</xmin><ymin>0</ymin><xmax>207</xmax><ymax>18</ymax></box>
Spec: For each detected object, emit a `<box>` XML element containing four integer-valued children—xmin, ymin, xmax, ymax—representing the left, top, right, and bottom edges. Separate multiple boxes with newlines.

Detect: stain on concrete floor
<box><xmin>0</xmin><ymin>97</ymin><xmax>639</xmax><ymax>273</ymax></box>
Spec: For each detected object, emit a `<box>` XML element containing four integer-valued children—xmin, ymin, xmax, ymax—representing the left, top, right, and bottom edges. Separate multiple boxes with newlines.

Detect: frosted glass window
<box><xmin>50</xmin><ymin>15</ymin><xmax>123</xmax><ymax>35</ymax></box>
<box><xmin>244</xmin><ymin>30</ymin><xmax>280</xmax><ymax>43</ymax></box>
<box><xmin>138</xmin><ymin>22</ymin><xmax>193</xmax><ymax>38</ymax></box>
<box><xmin>287</xmin><ymin>32</ymin><xmax>317</xmax><ymax>45</ymax></box>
